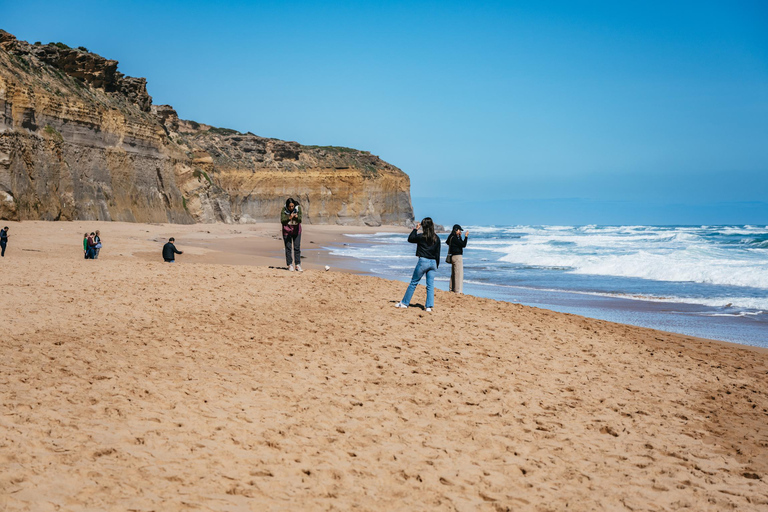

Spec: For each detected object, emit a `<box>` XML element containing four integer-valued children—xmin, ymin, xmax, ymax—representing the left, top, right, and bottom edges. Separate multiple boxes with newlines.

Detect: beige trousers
<box><xmin>449</xmin><ymin>255</ymin><xmax>463</xmax><ymax>293</ymax></box>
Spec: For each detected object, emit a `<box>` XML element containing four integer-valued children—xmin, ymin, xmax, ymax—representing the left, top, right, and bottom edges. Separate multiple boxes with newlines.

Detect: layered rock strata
<box><xmin>0</xmin><ymin>31</ymin><xmax>414</xmax><ymax>225</ymax></box>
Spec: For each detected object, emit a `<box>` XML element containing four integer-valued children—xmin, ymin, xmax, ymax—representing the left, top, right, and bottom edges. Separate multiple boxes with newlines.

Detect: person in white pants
<box><xmin>446</xmin><ymin>224</ymin><xmax>469</xmax><ymax>293</ymax></box>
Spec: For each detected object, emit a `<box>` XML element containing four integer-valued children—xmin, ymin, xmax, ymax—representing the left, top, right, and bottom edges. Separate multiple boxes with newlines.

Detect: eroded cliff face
<box><xmin>0</xmin><ymin>31</ymin><xmax>414</xmax><ymax>225</ymax></box>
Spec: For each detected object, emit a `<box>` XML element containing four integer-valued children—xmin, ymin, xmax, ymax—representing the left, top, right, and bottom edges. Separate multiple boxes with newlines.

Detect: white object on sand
<box><xmin>325</xmin><ymin>265</ymin><xmax>330</xmax><ymax>271</ymax></box>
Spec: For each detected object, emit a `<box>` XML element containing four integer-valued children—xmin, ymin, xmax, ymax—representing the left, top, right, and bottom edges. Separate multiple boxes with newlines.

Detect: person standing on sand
<box><xmin>163</xmin><ymin>237</ymin><xmax>183</xmax><ymax>263</ymax></box>
<box><xmin>0</xmin><ymin>226</ymin><xmax>8</xmax><ymax>257</ymax></box>
<box><xmin>93</xmin><ymin>230</ymin><xmax>102</xmax><ymax>259</ymax></box>
<box><xmin>86</xmin><ymin>232</ymin><xmax>97</xmax><ymax>259</ymax></box>
<box><xmin>281</xmin><ymin>197</ymin><xmax>303</xmax><ymax>272</ymax></box>
<box><xmin>446</xmin><ymin>224</ymin><xmax>469</xmax><ymax>294</ymax></box>
<box><xmin>395</xmin><ymin>217</ymin><xmax>441</xmax><ymax>312</ymax></box>
<box><xmin>83</xmin><ymin>233</ymin><xmax>89</xmax><ymax>259</ymax></box>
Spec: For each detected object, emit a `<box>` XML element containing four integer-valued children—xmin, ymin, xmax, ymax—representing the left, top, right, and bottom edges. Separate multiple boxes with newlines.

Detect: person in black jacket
<box><xmin>0</xmin><ymin>226</ymin><xmax>8</xmax><ymax>257</ymax></box>
<box><xmin>395</xmin><ymin>217</ymin><xmax>441</xmax><ymax>312</ymax></box>
<box><xmin>445</xmin><ymin>224</ymin><xmax>469</xmax><ymax>293</ymax></box>
<box><xmin>86</xmin><ymin>232</ymin><xmax>97</xmax><ymax>260</ymax></box>
<box><xmin>162</xmin><ymin>237</ymin><xmax>183</xmax><ymax>262</ymax></box>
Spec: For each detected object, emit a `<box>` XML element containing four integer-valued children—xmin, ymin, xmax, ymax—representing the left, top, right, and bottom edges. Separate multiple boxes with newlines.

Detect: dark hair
<box><xmin>446</xmin><ymin>224</ymin><xmax>462</xmax><ymax>245</ymax></box>
<box><xmin>90</xmin><ymin>232</ymin><xmax>95</xmax><ymax>235</ymax></box>
<box><xmin>169</xmin><ymin>237</ymin><xmax>175</xmax><ymax>242</ymax></box>
<box><xmin>285</xmin><ymin>197</ymin><xmax>297</xmax><ymax>210</ymax></box>
<box><xmin>2</xmin><ymin>226</ymin><xmax>7</xmax><ymax>230</ymax></box>
<box><xmin>421</xmin><ymin>217</ymin><xmax>437</xmax><ymax>245</ymax></box>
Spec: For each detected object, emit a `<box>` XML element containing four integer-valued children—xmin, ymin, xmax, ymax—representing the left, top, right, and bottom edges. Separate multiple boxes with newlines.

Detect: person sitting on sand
<box><xmin>395</xmin><ymin>217</ymin><xmax>441</xmax><ymax>312</ymax></box>
<box><xmin>281</xmin><ymin>197</ymin><xmax>303</xmax><ymax>272</ymax></box>
<box><xmin>445</xmin><ymin>224</ymin><xmax>469</xmax><ymax>294</ymax></box>
<box><xmin>0</xmin><ymin>226</ymin><xmax>8</xmax><ymax>257</ymax></box>
<box><xmin>162</xmin><ymin>237</ymin><xmax>183</xmax><ymax>263</ymax></box>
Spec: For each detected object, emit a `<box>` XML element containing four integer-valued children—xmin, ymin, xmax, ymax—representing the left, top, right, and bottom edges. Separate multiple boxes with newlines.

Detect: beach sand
<box><xmin>1</xmin><ymin>221</ymin><xmax>767</xmax><ymax>511</ymax></box>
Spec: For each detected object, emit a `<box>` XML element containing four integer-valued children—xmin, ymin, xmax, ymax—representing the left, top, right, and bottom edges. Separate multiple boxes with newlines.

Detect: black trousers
<box><xmin>283</xmin><ymin>232</ymin><xmax>301</xmax><ymax>266</ymax></box>
<box><xmin>0</xmin><ymin>241</ymin><xmax>5</xmax><ymax>257</ymax></box>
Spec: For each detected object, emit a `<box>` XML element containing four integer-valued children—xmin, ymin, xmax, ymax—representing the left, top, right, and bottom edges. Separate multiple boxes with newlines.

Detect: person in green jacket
<box><xmin>280</xmin><ymin>197</ymin><xmax>303</xmax><ymax>271</ymax></box>
<box><xmin>83</xmin><ymin>233</ymin><xmax>89</xmax><ymax>259</ymax></box>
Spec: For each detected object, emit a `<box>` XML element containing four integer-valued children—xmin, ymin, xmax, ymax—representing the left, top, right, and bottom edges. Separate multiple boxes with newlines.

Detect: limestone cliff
<box><xmin>0</xmin><ymin>31</ymin><xmax>414</xmax><ymax>225</ymax></box>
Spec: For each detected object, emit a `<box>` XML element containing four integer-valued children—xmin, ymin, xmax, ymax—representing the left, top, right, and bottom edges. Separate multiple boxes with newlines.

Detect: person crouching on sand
<box><xmin>395</xmin><ymin>217</ymin><xmax>441</xmax><ymax>312</ymax></box>
<box><xmin>163</xmin><ymin>237</ymin><xmax>183</xmax><ymax>262</ymax></box>
<box><xmin>281</xmin><ymin>197</ymin><xmax>303</xmax><ymax>272</ymax></box>
<box><xmin>446</xmin><ymin>224</ymin><xmax>469</xmax><ymax>293</ymax></box>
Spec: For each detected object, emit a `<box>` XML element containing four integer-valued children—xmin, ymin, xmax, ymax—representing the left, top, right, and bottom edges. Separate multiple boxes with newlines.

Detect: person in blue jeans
<box><xmin>395</xmin><ymin>217</ymin><xmax>441</xmax><ymax>312</ymax></box>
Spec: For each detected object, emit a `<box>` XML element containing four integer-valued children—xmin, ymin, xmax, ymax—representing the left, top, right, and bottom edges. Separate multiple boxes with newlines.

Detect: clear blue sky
<box><xmin>3</xmin><ymin>0</ymin><xmax>767</xmax><ymax>225</ymax></box>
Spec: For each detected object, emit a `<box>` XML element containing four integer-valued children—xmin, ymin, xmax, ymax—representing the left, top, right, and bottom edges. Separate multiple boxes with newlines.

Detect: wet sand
<box><xmin>1</xmin><ymin>221</ymin><xmax>767</xmax><ymax>511</ymax></box>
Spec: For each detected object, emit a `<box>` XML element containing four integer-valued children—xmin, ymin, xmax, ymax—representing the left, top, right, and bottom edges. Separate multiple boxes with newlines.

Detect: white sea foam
<box><xmin>496</xmin><ymin>243</ymin><xmax>768</xmax><ymax>289</ymax></box>
<box><xmin>485</xmin><ymin>224</ymin><xmax>768</xmax><ymax>290</ymax></box>
<box><xmin>337</xmin><ymin>225</ymin><xmax>768</xmax><ymax>310</ymax></box>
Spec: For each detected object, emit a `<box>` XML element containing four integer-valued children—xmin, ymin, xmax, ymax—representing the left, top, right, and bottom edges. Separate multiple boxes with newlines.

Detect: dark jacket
<box><xmin>0</xmin><ymin>229</ymin><xmax>7</xmax><ymax>243</ymax></box>
<box><xmin>281</xmin><ymin>206</ymin><xmax>302</xmax><ymax>237</ymax></box>
<box><xmin>408</xmin><ymin>229</ymin><xmax>441</xmax><ymax>269</ymax></box>
<box><xmin>446</xmin><ymin>233</ymin><xmax>468</xmax><ymax>255</ymax></box>
<box><xmin>162</xmin><ymin>242</ymin><xmax>182</xmax><ymax>261</ymax></box>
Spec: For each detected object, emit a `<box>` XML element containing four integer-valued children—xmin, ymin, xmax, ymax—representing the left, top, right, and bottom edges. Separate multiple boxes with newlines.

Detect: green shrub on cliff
<box><xmin>10</xmin><ymin>54</ymin><xmax>29</xmax><ymax>70</ymax></box>
<box><xmin>193</xmin><ymin>169</ymin><xmax>213</xmax><ymax>184</ymax></box>
<box><xmin>307</xmin><ymin>145</ymin><xmax>355</xmax><ymax>154</ymax></box>
<box><xmin>207</xmin><ymin>126</ymin><xmax>240</xmax><ymax>136</ymax></box>
<box><xmin>43</xmin><ymin>125</ymin><xmax>63</xmax><ymax>142</ymax></box>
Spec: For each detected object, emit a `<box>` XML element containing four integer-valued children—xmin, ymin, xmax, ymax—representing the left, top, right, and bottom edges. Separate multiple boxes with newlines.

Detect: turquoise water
<box><xmin>329</xmin><ymin>225</ymin><xmax>768</xmax><ymax>348</ymax></box>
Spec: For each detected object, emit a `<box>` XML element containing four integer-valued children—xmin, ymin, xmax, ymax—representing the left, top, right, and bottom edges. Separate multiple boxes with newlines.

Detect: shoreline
<box><xmin>2</xmin><ymin>219</ymin><xmax>764</xmax><ymax>351</ymax></box>
<box><xmin>319</xmin><ymin>229</ymin><xmax>768</xmax><ymax>349</ymax></box>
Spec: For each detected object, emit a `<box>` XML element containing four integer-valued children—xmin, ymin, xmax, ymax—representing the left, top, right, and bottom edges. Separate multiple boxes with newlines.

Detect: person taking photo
<box><xmin>395</xmin><ymin>217</ymin><xmax>441</xmax><ymax>312</ymax></box>
<box><xmin>445</xmin><ymin>224</ymin><xmax>469</xmax><ymax>293</ymax></box>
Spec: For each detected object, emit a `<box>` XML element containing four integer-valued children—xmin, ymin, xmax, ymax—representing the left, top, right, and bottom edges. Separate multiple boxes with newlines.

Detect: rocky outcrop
<box><xmin>0</xmin><ymin>30</ymin><xmax>414</xmax><ymax>225</ymax></box>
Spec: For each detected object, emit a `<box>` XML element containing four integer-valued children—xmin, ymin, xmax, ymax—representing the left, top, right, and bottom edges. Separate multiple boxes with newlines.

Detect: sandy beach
<box><xmin>1</xmin><ymin>221</ymin><xmax>767</xmax><ymax>511</ymax></box>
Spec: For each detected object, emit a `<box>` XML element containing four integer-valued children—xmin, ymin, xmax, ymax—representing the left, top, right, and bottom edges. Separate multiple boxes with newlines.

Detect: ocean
<box><xmin>328</xmin><ymin>225</ymin><xmax>768</xmax><ymax>348</ymax></box>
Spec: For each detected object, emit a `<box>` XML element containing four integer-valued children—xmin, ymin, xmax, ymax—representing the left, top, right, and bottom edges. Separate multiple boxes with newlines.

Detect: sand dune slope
<box><xmin>1</xmin><ymin>248</ymin><xmax>767</xmax><ymax>510</ymax></box>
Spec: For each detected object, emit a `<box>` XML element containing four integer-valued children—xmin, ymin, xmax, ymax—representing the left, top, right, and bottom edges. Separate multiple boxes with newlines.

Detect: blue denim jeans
<box><xmin>401</xmin><ymin>257</ymin><xmax>437</xmax><ymax>308</ymax></box>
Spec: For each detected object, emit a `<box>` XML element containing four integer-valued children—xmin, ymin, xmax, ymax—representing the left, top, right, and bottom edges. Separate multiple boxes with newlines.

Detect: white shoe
<box><xmin>288</xmin><ymin>264</ymin><xmax>295</xmax><ymax>272</ymax></box>
<box><xmin>426</xmin><ymin>308</ymin><xmax>432</xmax><ymax>312</ymax></box>
<box><xmin>395</xmin><ymin>302</ymin><xmax>408</xmax><ymax>309</ymax></box>
<box><xmin>296</xmin><ymin>265</ymin><xmax>303</xmax><ymax>272</ymax></box>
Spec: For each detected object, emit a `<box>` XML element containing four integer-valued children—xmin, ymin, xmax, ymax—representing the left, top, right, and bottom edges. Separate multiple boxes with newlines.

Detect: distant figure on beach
<box><xmin>446</xmin><ymin>224</ymin><xmax>469</xmax><ymax>293</ymax></box>
<box><xmin>93</xmin><ymin>230</ymin><xmax>102</xmax><ymax>259</ymax></box>
<box><xmin>83</xmin><ymin>233</ymin><xmax>89</xmax><ymax>259</ymax></box>
<box><xmin>0</xmin><ymin>226</ymin><xmax>8</xmax><ymax>257</ymax></box>
<box><xmin>85</xmin><ymin>232</ymin><xmax>97</xmax><ymax>259</ymax></box>
<box><xmin>281</xmin><ymin>197</ymin><xmax>303</xmax><ymax>272</ymax></box>
<box><xmin>395</xmin><ymin>217</ymin><xmax>441</xmax><ymax>312</ymax></box>
<box><xmin>163</xmin><ymin>237</ymin><xmax>183</xmax><ymax>263</ymax></box>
